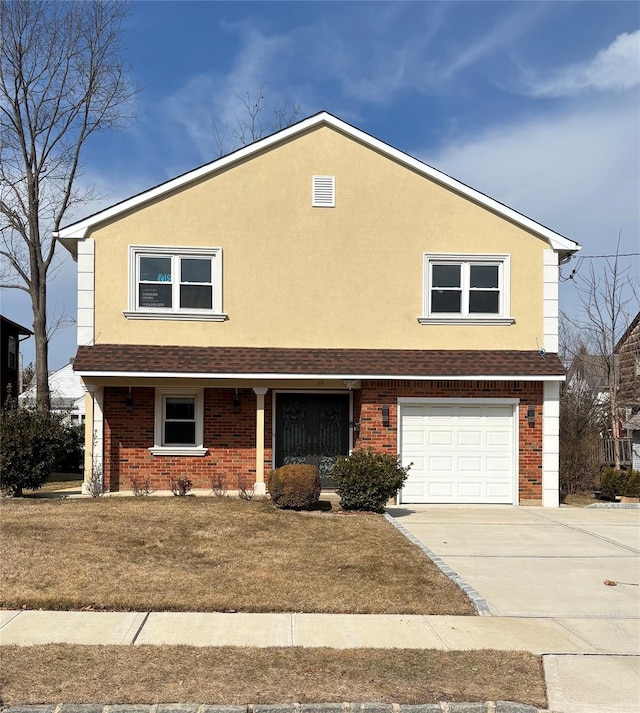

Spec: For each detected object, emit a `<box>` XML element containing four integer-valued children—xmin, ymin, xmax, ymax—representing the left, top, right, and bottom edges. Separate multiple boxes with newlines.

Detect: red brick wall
<box><xmin>103</xmin><ymin>387</ymin><xmax>272</xmax><ymax>492</ymax></box>
<box><xmin>352</xmin><ymin>380</ymin><xmax>544</xmax><ymax>501</ymax></box>
<box><xmin>102</xmin><ymin>381</ymin><xmax>543</xmax><ymax>500</ymax></box>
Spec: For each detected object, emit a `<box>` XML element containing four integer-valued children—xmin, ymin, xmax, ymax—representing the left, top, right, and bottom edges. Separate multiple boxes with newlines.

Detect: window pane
<box><xmin>165</xmin><ymin>397</ymin><xmax>195</xmax><ymax>420</ymax></box>
<box><xmin>180</xmin><ymin>284</ymin><xmax>212</xmax><ymax>309</ymax></box>
<box><xmin>181</xmin><ymin>258</ymin><xmax>211</xmax><ymax>283</ymax></box>
<box><xmin>470</xmin><ymin>265</ymin><xmax>498</xmax><ymax>288</ymax></box>
<box><xmin>431</xmin><ymin>290</ymin><xmax>461</xmax><ymax>313</ymax></box>
<box><xmin>140</xmin><ymin>257</ymin><xmax>172</xmax><ymax>282</ymax></box>
<box><xmin>139</xmin><ymin>283</ymin><xmax>172</xmax><ymax>308</ymax></box>
<box><xmin>164</xmin><ymin>421</ymin><xmax>196</xmax><ymax>445</ymax></box>
<box><xmin>432</xmin><ymin>264</ymin><xmax>461</xmax><ymax>288</ymax></box>
<box><xmin>469</xmin><ymin>291</ymin><xmax>500</xmax><ymax>313</ymax></box>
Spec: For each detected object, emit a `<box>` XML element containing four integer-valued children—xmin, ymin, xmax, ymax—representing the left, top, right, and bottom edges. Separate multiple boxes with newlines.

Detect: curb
<box><xmin>0</xmin><ymin>703</ymin><xmax>551</xmax><ymax>713</ymax></box>
<box><xmin>383</xmin><ymin>514</ymin><xmax>492</xmax><ymax>616</ymax></box>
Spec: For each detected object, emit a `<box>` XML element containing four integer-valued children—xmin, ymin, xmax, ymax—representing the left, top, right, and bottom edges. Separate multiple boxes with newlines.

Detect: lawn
<box><xmin>0</xmin><ymin>497</ymin><xmax>474</xmax><ymax>615</ymax></box>
<box><xmin>0</xmin><ymin>645</ymin><xmax>547</xmax><ymax>707</ymax></box>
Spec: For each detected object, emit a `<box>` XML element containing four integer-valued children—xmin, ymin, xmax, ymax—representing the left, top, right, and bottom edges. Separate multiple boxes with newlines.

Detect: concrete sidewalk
<box><xmin>1</xmin><ymin>609</ymin><xmax>638</xmax><ymax>654</ymax></box>
<box><xmin>2</xmin><ymin>609</ymin><xmax>639</xmax><ymax>712</ymax></box>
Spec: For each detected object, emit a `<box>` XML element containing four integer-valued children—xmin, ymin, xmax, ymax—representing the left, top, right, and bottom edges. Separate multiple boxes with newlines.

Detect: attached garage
<box><xmin>399</xmin><ymin>400</ymin><xmax>518</xmax><ymax>504</ymax></box>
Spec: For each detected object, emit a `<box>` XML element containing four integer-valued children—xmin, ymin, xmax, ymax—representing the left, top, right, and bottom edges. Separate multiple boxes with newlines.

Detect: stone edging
<box><xmin>0</xmin><ymin>703</ymin><xmax>549</xmax><ymax>713</ymax></box>
<box><xmin>586</xmin><ymin>502</ymin><xmax>640</xmax><ymax>509</ymax></box>
<box><xmin>383</xmin><ymin>514</ymin><xmax>492</xmax><ymax>617</ymax></box>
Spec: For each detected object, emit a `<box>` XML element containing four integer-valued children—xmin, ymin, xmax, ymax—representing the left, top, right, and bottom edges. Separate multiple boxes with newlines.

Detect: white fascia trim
<box><xmin>54</xmin><ymin>112</ymin><xmax>580</xmax><ymax>255</ymax></box>
<box><xmin>75</xmin><ymin>370</ymin><xmax>566</xmax><ymax>382</ymax></box>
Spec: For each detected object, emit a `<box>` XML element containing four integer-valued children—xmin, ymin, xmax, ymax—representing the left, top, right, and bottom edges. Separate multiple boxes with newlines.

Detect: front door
<box><xmin>275</xmin><ymin>393</ymin><xmax>350</xmax><ymax>488</ymax></box>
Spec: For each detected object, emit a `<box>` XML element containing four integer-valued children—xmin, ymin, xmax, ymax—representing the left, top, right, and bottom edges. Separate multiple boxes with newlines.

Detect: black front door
<box><xmin>275</xmin><ymin>393</ymin><xmax>350</xmax><ymax>488</ymax></box>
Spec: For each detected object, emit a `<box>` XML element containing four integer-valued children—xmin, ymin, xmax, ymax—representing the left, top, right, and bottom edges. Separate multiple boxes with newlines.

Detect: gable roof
<box><xmin>0</xmin><ymin>315</ymin><xmax>33</xmax><ymax>336</ymax></box>
<box><xmin>55</xmin><ymin>111</ymin><xmax>581</xmax><ymax>260</ymax></box>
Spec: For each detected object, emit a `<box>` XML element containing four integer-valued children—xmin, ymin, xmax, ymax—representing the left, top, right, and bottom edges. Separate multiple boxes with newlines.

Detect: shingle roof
<box><xmin>73</xmin><ymin>345</ymin><xmax>564</xmax><ymax>378</ymax></box>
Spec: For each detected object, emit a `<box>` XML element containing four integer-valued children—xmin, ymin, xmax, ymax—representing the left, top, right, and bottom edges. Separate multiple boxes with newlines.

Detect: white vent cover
<box><xmin>312</xmin><ymin>175</ymin><xmax>335</xmax><ymax>207</ymax></box>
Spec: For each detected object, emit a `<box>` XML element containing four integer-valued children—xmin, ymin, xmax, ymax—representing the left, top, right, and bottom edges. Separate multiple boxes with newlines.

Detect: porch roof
<box><xmin>73</xmin><ymin>345</ymin><xmax>565</xmax><ymax>380</ymax></box>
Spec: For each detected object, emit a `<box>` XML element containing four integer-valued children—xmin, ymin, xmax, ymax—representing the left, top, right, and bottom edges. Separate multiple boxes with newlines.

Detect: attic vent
<box><xmin>312</xmin><ymin>175</ymin><xmax>335</xmax><ymax>207</ymax></box>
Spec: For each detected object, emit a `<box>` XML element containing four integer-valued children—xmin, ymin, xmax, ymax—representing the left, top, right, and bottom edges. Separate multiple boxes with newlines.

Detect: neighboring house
<box><xmin>55</xmin><ymin>112</ymin><xmax>581</xmax><ymax>506</ymax></box>
<box><xmin>615</xmin><ymin>312</ymin><xmax>640</xmax><ymax>470</ymax></box>
<box><xmin>19</xmin><ymin>362</ymin><xmax>86</xmax><ymax>424</ymax></box>
<box><xmin>0</xmin><ymin>315</ymin><xmax>32</xmax><ymax>405</ymax></box>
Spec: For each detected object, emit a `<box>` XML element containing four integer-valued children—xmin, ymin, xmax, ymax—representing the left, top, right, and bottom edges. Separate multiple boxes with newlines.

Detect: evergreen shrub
<box><xmin>332</xmin><ymin>449</ymin><xmax>411</xmax><ymax>513</ymax></box>
<box><xmin>599</xmin><ymin>467</ymin><xmax>627</xmax><ymax>500</ymax></box>
<box><xmin>0</xmin><ymin>405</ymin><xmax>69</xmax><ymax>496</ymax></box>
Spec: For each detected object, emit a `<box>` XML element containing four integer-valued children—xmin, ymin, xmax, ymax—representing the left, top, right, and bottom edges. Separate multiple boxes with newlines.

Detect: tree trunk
<box><xmin>32</xmin><ymin>285</ymin><xmax>51</xmax><ymax>412</ymax></box>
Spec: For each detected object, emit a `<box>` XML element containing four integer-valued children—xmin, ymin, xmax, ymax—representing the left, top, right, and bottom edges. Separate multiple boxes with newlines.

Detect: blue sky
<box><xmin>3</xmin><ymin>0</ymin><xmax>639</xmax><ymax>369</ymax></box>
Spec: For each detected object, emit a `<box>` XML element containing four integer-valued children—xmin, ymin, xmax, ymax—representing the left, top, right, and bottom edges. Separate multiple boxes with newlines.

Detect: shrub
<box><xmin>131</xmin><ymin>475</ymin><xmax>152</xmax><ymax>496</ymax></box>
<box><xmin>599</xmin><ymin>467</ymin><xmax>626</xmax><ymax>501</ymax></box>
<box><xmin>53</xmin><ymin>421</ymin><xmax>84</xmax><ymax>473</ymax></box>
<box><xmin>623</xmin><ymin>470</ymin><xmax>640</xmax><ymax>498</ymax></box>
<box><xmin>0</xmin><ymin>405</ymin><xmax>69</xmax><ymax>496</ymax></box>
<box><xmin>170</xmin><ymin>475</ymin><xmax>192</xmax><ymax>496</ymax></box>
<box><xmin>267</xmin><ymin>464</ymin><xmax>320</xmax><ymax>509</ymax></box>
<box><xmin>332</xmin><ymin>449</ymin><xmax>411</xmax><ymax>513</ymax></box>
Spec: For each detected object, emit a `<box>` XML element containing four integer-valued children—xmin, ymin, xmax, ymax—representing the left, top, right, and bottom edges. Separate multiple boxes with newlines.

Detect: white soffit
<box><xmin>54</xmin><ymin>112</ymin><xmax>580</xmax><ymax>256</ymax></box>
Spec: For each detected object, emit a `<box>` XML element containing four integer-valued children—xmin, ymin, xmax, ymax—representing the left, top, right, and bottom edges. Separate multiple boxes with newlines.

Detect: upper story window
<box><xmin>7</xmin><ymin>335</ymin><xmax>17</xmax><ymax>369</ymax></box>
<box><xmin>125</xmin><ymin>246</ymin><xmax>227</xmax><ymax>321</ymax></box>
<box><xmin>419</xmin><ymin>253</ymin><xmax>514</xmax><ymax>326</ymax></box>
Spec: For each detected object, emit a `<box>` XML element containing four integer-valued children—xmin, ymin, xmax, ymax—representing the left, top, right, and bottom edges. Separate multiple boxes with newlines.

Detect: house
<box><xmin>615</xmin><ymin>311</ymin><xmax>640</xmax><ymax>470</ymax></box>
<box><xmin>19</xmin><ymin>362</ymin><xmax>86</xmax><ymax>424</ymax></box>
<box><xmin>0</xmin><ymin>315</ymin><xmax>32</xmax><ymax>405</ymax></box>
<box><xmin>55</xmin><ymin>112</ymin><xmax>580</xmax><ymax>506</ymax></box>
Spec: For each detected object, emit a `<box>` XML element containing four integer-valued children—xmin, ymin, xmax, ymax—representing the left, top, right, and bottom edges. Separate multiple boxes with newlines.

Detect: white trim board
<box><xmin>74</xmin><ymin>370</ymin><xmax>566</xmax><ymax>382</ymax></box>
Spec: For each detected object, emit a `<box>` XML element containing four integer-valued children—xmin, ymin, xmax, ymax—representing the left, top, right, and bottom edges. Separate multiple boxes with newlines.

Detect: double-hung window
<box><xmin>126</xmin><ymin>246</ymin><xmax>226</xmax><ymax>321</ymax></box>
<box><xmin>420</xmin><ymin>253</ymin><xmax>514</xmax><ymax>325</ymax></box>
<box><xmin>150</xmin><ymin>389</ymin><xmax>206</xmax><ymax>456</ymax></box>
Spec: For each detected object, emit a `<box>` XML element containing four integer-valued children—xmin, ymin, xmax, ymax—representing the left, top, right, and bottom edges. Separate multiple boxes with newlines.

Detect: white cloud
<box><xmin>425</xmin><ymin>95</ymin><xmax>639</xmax><ymax>242</ymax></box>
<box><xmin>525</xmin><ymin>30</ymin><xmax>640</xmax><ymax>97</ymax></box>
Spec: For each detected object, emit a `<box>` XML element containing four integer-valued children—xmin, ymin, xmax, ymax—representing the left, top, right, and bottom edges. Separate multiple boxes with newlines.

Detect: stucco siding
<box><xmin>89</xmin><ymin>125</ymin><xmax>548</xmax><ymax>351</ymax></box>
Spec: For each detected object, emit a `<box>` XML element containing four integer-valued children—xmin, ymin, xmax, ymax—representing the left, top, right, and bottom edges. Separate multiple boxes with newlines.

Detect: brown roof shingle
<box><xmin>73</xmin><ymin>345</ymin><xmax>564</xmax><ymax>378</ymax></box>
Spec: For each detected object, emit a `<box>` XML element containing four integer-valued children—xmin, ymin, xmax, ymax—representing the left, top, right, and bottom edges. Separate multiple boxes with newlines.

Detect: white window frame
<box><xmin>125</xmin><ymin>245</ymin><xmax>227</xmax><ymax>321</ymax></box>
<box><xmin>419</xmin><ymin>253</ymin><xmax>514</xmax><ymax>325</ymax></box>
<box><xmin>149</xmin><ymin>388</ymin><xmax>207</xmax><ymax>456</ymax></box>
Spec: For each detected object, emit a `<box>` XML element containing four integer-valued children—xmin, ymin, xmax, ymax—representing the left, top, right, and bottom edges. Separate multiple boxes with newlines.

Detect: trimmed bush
<box><xmin>599</xmin><ymin>467</ymin><xmax>626</xmax><ymax>501</ymax></box>
<box><xmin>267</xmin><ymin>464</ymin><xmax>321</xmax><ymax>509</ymax></box>
<box><xmin>332</xmin><ymin>449</ymin><xmax>411</xmax><ymax>513</ymax></box>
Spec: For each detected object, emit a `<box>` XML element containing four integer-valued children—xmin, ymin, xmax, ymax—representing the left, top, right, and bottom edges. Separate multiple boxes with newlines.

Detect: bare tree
<box><xmin>563</xmin><ymin>237</ymin><xmax>640</xmax><ymax>469</ymax></box>
<box><xmin>0</xmin><ymin>0</ymin><xmax>138</xmax><ymax>409</ymax></box>
<box><xmin>213</xmin><ymin>86</ymin><xmax>302</xmax><ymax>157</ymax></box>
<box><xmin>559</xmin><ymin>327</ymin><xmax>607</xmax><ymax>494</ymax></box>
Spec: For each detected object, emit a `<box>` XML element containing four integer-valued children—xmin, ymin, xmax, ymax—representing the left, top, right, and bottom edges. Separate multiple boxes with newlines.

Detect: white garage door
<box><xmin>400</xmin><ymin>402</ymin><xmax>516</xmax><ymax>504</ymax></box>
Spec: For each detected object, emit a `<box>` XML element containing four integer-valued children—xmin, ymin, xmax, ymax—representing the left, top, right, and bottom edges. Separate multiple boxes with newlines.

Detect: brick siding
<box><xmin>102</xmin><ymin>380</ymin><xmax>543</xmax><ymax>500</ymax></box>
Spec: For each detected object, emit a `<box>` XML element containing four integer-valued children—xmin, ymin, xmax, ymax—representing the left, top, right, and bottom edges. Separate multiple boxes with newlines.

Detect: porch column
<box><xmin>82</xmin><ymin>384</ymin><xmax>104</xmax><ymax>495</ymax></box>
<box><xmin>253</xmin><ymin>387</ymin><xmax>269</xmax><ymax>496</ymax></box>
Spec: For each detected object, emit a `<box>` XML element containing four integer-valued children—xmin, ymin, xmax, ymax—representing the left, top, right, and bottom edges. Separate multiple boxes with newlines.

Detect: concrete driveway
<box><xmin>386</xmin><ymin>504</ymin><xmax>640</xmax><ymax>713</ymax></box>
<box><xmin>386</xmin><ymin>505</ymin><xmax>640</xmax><ymax>618</ymax></box>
